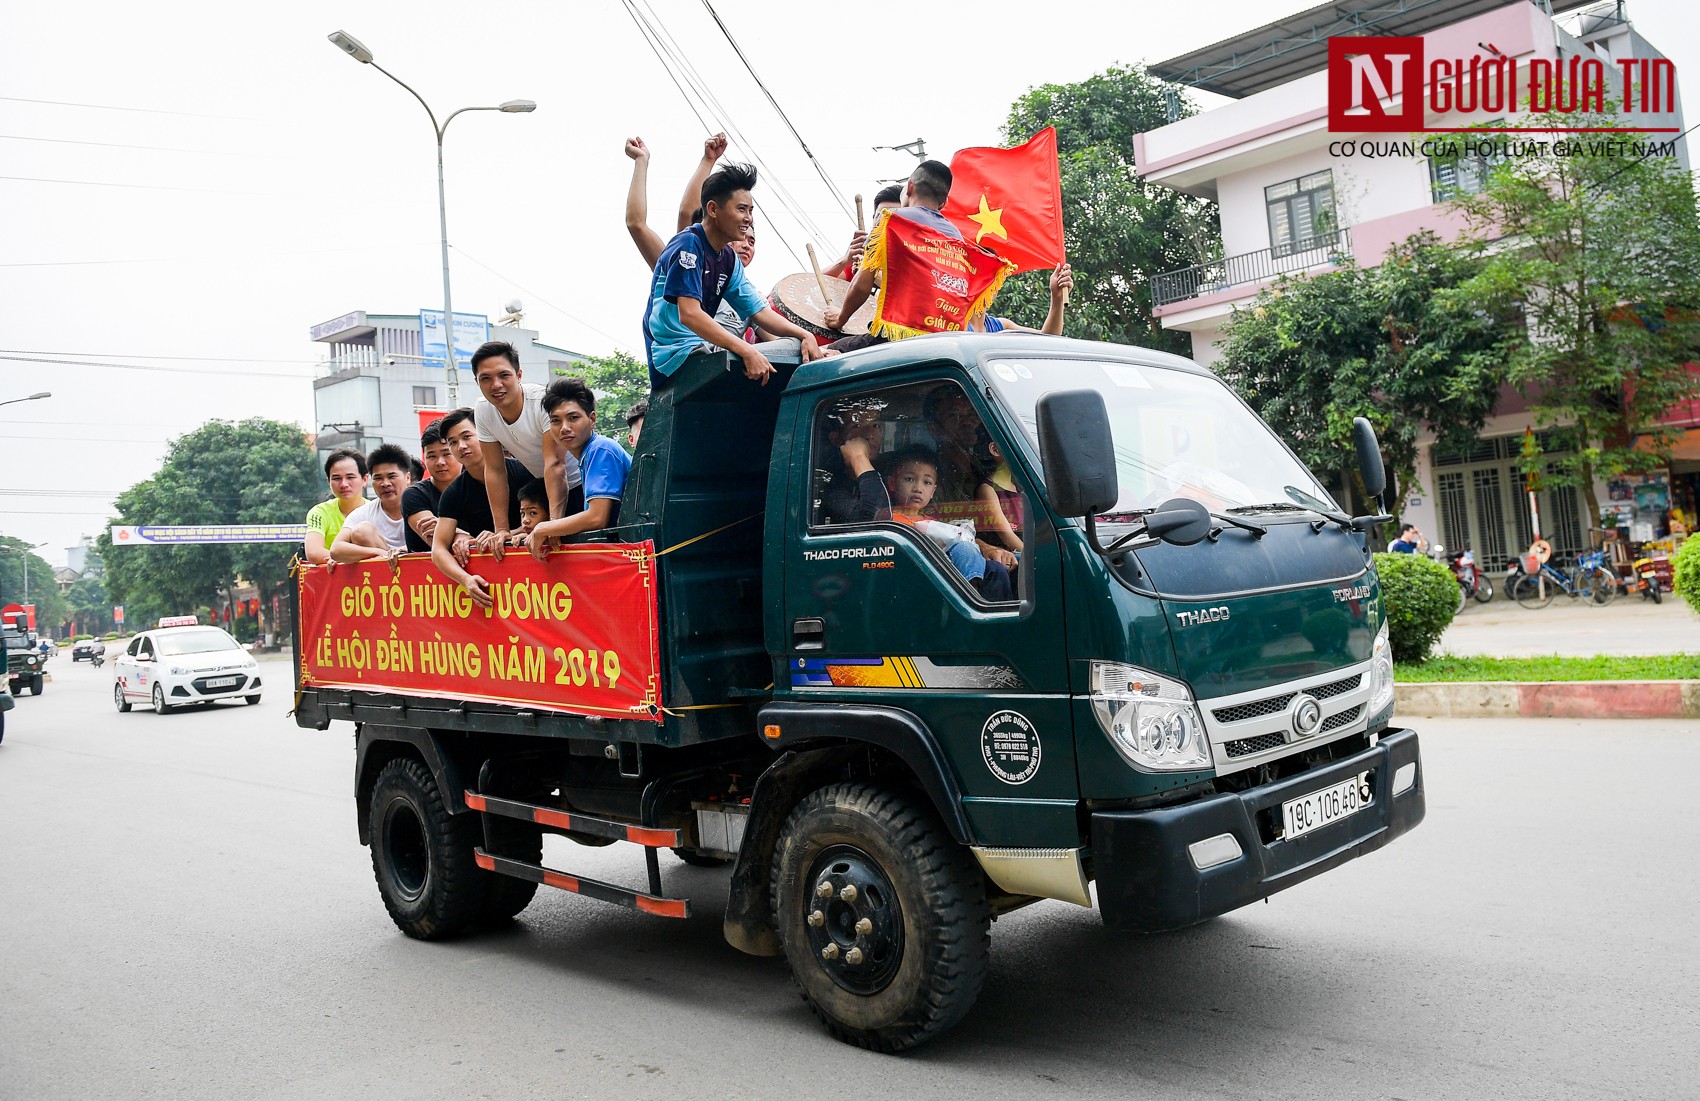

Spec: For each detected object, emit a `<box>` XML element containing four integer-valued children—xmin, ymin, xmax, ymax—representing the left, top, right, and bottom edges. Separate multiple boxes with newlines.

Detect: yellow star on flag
<box><xmin>967</xmin><ymin>193</ymin><xmax>1007</xmax><ymax>244</ymax></box>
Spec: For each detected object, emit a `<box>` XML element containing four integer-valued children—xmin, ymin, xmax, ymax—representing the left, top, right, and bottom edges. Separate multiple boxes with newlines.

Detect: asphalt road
<box><xmin>1437</xmin><ymin>587</ymin><xmax>1698</xmax><ymax>657</ymax></box>
<box><xmin>2</xmin><ymin>656</ymin><xmax>1695</xmax><ymax>1100</ymax></box>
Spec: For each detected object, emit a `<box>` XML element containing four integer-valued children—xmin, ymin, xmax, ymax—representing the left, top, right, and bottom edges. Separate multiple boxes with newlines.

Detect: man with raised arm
<box><xmin>470</xmin><ymin>340</ymin><xmax>581</xmax><ymax>558</ymax></box>
<box><xmin>642</xmin><ymin>161</ymin><xmax>823</xmax><ymax>389</ymax></box>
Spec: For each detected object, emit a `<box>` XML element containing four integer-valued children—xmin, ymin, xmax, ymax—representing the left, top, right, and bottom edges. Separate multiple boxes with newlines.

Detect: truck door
<box><xmin>781</xmin><ymin>374</ymin><xmax>1077</xmax><ymax>848</ymax></box>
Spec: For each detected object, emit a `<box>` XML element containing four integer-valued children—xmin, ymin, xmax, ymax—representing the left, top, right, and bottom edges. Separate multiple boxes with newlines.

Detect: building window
<box><xmin>548</xmin><ymin>359</ymin><xmax>577</xmax><ymax>377</ymax></box>
<box><xmin>1265</xmin><ymin>171</ymin><xmax>1335</xmax><ymax>257</ymax></box>
<box><xmin>1429</xmin><ymin>123</ymin><xmax>1506</xmax><ymax>202</ymax></box>
<box><xmin>411</xmin><ymin>385</ymin><xmax>438</xmax><ymax>409</ymax></box>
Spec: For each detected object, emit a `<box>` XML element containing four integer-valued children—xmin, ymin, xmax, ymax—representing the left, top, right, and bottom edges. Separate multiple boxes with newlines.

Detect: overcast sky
<box><xmin>3</xmin><ymin>0</ymin><xmax>1695</xmax><ymax>566</ymax></box>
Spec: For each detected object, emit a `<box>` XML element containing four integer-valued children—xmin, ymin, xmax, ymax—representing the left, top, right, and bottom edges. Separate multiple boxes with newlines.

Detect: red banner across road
<box><xmin>297</xmin><ymin>542</ymin><xmax>663</xmax><ymax>721</ymax></box>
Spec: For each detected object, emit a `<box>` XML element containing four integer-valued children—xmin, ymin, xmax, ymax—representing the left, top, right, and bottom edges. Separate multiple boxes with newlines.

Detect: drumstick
<box><xmin>855</xmin><ymin>194</ymin><xmax>865</xmax><ymax>234</ymax></box>
<box><xmin>805</xmin><ymin>243</ymin><xmax>832</xmax><ymax>308</ymax></box>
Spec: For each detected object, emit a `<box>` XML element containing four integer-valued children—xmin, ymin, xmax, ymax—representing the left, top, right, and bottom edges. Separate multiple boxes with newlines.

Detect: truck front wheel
<box><xmin>369</xmin><ymin>757</ymin><xmax>484</xmax><ymax>940</ymax></box>
<box><xmin>772</xmin><ymin>783</ymin><xmax>989</xmax><ymax>1052</ymax></box>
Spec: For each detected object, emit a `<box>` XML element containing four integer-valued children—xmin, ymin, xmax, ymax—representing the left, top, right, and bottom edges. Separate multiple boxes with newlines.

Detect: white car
<box><xmin>114</xmin><ymin>624</ymin><xmax>262</xmax><ymax>715</ymax></box>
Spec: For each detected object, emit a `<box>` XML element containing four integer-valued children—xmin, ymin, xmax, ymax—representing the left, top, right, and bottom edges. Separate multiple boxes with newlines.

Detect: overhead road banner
<box><xmin>109</xmin><ymin>525</ymin><xmax>308</xmax><ymax>545</ymax></box>
<box><xmin>296</xmin><ymin>543</ymin><xmax>663</xmax><ymax>722</ymax></box>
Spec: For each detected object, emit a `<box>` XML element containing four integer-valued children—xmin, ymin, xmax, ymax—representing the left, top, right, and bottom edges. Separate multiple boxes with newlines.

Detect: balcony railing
<box><xmin>1151</xmin><ymin>228</ymin><xmax>1352</xmax><ymax>308</ymax></box>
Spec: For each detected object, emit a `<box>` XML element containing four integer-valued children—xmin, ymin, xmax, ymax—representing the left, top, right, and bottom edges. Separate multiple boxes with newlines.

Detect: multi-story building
<box><xmin>309</xmin><ymin>307</ymin><xmax>588</xmax><ymax>465</ymax></box>
<box><xmin>1137</xmin><ymin>0</ymin><xmax>1690</xmax><ymax>563</ymax></box>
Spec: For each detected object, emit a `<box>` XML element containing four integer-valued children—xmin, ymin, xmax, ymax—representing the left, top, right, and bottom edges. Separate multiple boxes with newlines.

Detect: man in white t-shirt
<box><xmin>331</xmin><ymin>444</ymin><xmax>414</xmax><ymax>563</ymax></box>
<box><xmin>470</xmin><ymin>340</ymin><xmax>582</xmax><ymax>559</ymax></box>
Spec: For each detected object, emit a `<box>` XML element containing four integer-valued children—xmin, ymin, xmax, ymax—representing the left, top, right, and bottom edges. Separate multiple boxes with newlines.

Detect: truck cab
<box><xmin>297</xmin><ymin>333</ymin><xmax>1423</xmax><ymax>1052</ymax></box>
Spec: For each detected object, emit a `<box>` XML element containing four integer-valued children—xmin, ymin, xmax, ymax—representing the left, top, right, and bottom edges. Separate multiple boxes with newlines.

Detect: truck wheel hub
<box><xmin>804</xmin><ymin>845</ymin><xmax>902</xmax><ymax>994</ymax></box>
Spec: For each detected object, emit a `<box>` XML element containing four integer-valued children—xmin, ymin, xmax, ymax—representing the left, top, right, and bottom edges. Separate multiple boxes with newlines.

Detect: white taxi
<box><xmin>114</xmin><ymin>616</ymin><xmax>262</xmax><ymax>715</ymax></box>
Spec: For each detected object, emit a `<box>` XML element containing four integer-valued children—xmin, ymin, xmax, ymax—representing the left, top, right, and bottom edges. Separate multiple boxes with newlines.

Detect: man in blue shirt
<box><xmin>526</xmin><ymin>377</ymin><xmax>635</xmax><ymax>557</ymax></box>
<box><xmin>643</xmin><ymin>161</ymin><xmax>822</xmax><ymax>390</ymax></box>
<box><xmin>1388</xmin><ymin>524</ymin><xmax>1428</xmax><ymax>553</ymax></box>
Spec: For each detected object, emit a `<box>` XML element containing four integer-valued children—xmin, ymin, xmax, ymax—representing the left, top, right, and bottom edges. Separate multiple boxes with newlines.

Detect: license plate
<box><xmin>205</xmin><ymin>676</ymin><xmax>242</xmax><ymax>689</ymax></box>
<box><xmin>1281</xmin><ymin>773</ymin><xmax>1371</xmax><ymax>841</ymax></box>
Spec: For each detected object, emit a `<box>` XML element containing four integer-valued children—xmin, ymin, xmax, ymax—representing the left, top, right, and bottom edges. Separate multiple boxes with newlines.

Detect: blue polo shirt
<box><xmin>577</xmin><ymin>432</ymin><xmax>632</xmax><ymax>526</ymax></box>
<box><xmin>643</xmin><ymin>224</ymin><xmax>767</xmax><ymax>386</ymax></box>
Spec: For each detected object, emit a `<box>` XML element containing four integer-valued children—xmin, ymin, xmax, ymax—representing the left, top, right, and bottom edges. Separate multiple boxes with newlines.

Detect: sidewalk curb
<box><xmin>1396</xmin><ymin>680</ymin><xmax>1700</xmax><ymax>719</ymax></box>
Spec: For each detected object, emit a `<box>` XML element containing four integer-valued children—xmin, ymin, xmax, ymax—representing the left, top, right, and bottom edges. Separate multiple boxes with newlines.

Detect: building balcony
<box><xmin>1151</xmin><ymin>227</ymin><xmax>1352</xmax><ymax>310</ymax></box>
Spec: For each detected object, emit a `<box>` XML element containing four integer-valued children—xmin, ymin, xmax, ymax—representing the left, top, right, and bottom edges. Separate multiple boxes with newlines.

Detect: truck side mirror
<box><xmin>1352</xmin><ymin>417</ymin><xmax>1386</xmax><ymax>504</ymax></box>
<box><xmin>1037</xmin><ymin>389</ymin><xmax>1119</xmax><ymax>518</ymax></box>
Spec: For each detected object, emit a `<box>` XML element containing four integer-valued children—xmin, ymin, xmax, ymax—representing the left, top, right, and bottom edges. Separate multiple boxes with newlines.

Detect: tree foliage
<box><xmin>559</xmin><ymin>351</ymin><xmax>647</xmax><ymax>449</ymax></box>
<box><xmin>997</xmin><ymin>65</ymin><xmax>1216</xmax><ymax>352</ymax></box>
<box><xmin>1215</xmin><ymin>232</ymin><xmax>1515</xmax><ymax>512</ymax></box>
<box><xmin>0</xmin><ymin>535</ymin><xmax>68</xmax><ymax>632</ymax></box>
<box><xmin>98</xmin><ymin>418</ymin><xmax>320</xmax><ymax>633</ymax></box>
<box><xmin>1451</xmin><ymin>115</ymin><xmax>1700</xmax><ymax>525</ymax></box>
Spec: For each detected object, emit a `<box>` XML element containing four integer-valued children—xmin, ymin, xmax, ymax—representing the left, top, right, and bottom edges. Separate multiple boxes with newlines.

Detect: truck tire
<box><xmin>772</xmin><ymin>783</ymin><xmax>989</xmax><ymax>1053</ymax></box>
<box><xmin>369</xmin><ymin>756</ymin><xmax>485</xmax><ymax>940</ymax></box>
<box><xmin>114</xmin><ymin>682</ymin><xmax>131</xmax><ymax>713</ymax></box>
<box><xmin>477</xmin><ymin>815</ymin><xmax>542</xmax><ymax>926</ymax></box>
<box><xmin>30</xmin><ymin>673</ymin><xmax>44</xmax><ymax>696</ymax></box>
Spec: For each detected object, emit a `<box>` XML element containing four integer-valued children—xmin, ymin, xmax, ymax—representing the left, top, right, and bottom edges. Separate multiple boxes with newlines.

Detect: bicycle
<box><xmin>1512</xmin><ymin>549</ymin><xmax>1617</xmax><ymax>609</ymax></box>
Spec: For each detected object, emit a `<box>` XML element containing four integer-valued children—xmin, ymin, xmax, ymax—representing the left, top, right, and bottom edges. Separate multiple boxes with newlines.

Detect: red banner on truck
<box><xmin>297</xmin><ymin>543</ymin><xmax>663</xmax><ymax>721</ymax></box>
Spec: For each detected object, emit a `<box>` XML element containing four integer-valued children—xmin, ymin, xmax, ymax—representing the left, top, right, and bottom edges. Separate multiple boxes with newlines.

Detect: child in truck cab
<box><xmin>525</xmin><ymin>378</ymin><xmax>633</xmax><ymax>559</ymax></box>
<box><xmin>882</xmin><ymin>446</ymin><xmax>1014</xmax><ymax>602</ymax></box>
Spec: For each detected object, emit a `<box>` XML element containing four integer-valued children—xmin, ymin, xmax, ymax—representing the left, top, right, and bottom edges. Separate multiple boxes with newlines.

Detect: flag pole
<box><xmin>855</xmin><ymin>194</ymin><xmax>865</xmax><ymax>234</ymax></box>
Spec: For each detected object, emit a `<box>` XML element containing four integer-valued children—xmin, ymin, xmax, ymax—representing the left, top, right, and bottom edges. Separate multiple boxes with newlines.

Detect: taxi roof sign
<box><xmin>157</xmin><ymin>615</ymin><xmax>199</xmax><ymax>628</ymax></box>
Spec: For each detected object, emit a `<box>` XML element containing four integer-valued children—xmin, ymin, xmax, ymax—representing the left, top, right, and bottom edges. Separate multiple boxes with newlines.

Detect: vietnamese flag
<box><xmin>942</xmin><ymin>127</ymin><xmax>1065</xmax><ymax>273</ymax></box>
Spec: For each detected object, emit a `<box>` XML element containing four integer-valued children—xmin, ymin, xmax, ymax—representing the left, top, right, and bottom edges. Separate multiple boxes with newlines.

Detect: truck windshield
<box><xmin>985</xmin><ymin>357</ymin><xmax>1338</xmax><ymax>517</ymax></box>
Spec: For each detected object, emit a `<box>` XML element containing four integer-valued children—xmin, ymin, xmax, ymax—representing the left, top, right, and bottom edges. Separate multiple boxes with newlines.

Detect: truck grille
<box><xmin>1211</xmin><ymin>672</ymin><xmax>1361</xmax><ymax>724</ymax></box>
<box><xmin>1321</xmin><ymin>705</ymin><xmax>1363</xmax><ymax>732</ymax></box>
<box><xmin>1224</xmin><ymin>732</ymin><xmax>1287</xmax><ymax>758</ymax></box>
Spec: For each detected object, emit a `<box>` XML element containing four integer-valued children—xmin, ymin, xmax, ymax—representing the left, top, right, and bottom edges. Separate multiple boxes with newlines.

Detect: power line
<box><xmin>0</xmin><ymin>134</ymin><xmax>282</xmax><ymax>158</ymax></box>
<box><xmin>0</xmin><ymin>349</ymin><xmax>319</xmax><ymax>364</ymax></box>
<box><xmin>0</xmin><ymin>95</ymin><xmax>257</xmax><ymax>120</ymax></box>
<box><xmin>700</xmin><ymin>0</ymin><xmax>855</xmax><ymax>225</ymax></box>
<box><xmin>0</xmin><ymin>175</ymin><xmax>266</xmax><ymax>196</ymax></box>
<box><xmin>0</xmin><ymin>354</ymin><xmax>314</xmax><ymax>379</ymax></box>
<box><xmin>448</xmin><ymin>245</ymin><xmax>640</xmax><ymax>356</ymax></box>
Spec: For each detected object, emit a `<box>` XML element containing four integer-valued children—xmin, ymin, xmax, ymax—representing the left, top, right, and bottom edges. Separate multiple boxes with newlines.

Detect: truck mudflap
<box><xmin>1091</xmin><ymin>728</ymin><xmax>1424</xmax><ymax>932</ymax></box>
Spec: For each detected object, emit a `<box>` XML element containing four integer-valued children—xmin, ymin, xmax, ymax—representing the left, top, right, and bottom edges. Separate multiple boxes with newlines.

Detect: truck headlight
<box><xmin>1367</xmin><ymin>620</ymin><xmax>1395</xmax><ymax>719</ymax></box>
<box><xmin>1089</xmin><ymin>662</ymin><xmax>1212</xmax><ymax>772</ymax></box>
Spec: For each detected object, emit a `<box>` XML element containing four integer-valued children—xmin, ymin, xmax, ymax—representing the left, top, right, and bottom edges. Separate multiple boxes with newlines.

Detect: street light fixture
<box><xmin>326</xmin><ymin>29</ymin><xmax>536</xmax><ymax>407</ymax></box>
<box><xmin>0</xmin><ymin>391</ymin><xmax>50</xmax><ymax>410</ymax></box>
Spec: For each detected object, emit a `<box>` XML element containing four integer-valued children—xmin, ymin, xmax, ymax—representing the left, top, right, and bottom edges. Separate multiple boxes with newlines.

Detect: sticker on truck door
<box><xmin>981</xmin><ymin>710</ymin><xmax>1041</xmax><ymax>785</ymax></box>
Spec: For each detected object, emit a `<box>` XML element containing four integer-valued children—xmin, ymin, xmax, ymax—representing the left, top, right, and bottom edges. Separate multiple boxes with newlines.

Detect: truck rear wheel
<box><xmin>772</xmin><ymin>783</ymin><xmax>989</xmax><ymax>1052</ymax></box>
<box><xmin>369</xmin><ymin>757</ymin><xmax>484</xmax><ymax>940</ymax></box>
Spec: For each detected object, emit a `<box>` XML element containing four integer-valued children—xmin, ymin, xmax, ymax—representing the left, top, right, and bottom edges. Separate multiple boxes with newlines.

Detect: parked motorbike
<box><xmin>1620</xmin><ymin>552</ymin><xmax>1664</xmax><ymax>604</ymax></box>
<box><xmin>1427</xmin><ymin>545</ymin><xmax>1468</xmax><ymax>614</ymax></box>
<box><xmin>1444</xmin><ymin>547</ymin><xmax>1493</xmax><ymax>604</ymax></box>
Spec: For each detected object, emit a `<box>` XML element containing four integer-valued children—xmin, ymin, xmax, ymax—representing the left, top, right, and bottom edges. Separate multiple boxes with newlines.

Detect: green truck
<box><xmin>4</xmin><ymin>623</ymin><xmax>45</xmax><ymax>698</ymax></box>
<box><xmin>295</xmin><ymin>334</ymin><xmax>1423</xmax><ymax>1051</ymax></box>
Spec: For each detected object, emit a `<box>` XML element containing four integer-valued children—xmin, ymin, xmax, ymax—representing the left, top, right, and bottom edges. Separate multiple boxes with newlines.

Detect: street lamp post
<box><xmin>0</xmin><ymin>391</ymin><xmax>51</xmax><ymax>410</ymax></box>
<box><xmin>327</xmin><ymin>30</ymin><xmax>535</xmax><ymax>407</ymax></box>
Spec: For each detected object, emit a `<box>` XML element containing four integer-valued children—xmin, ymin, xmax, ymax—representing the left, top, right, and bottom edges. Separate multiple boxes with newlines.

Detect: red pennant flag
<box><xmin>942</xmin><ymin>127</ymin><xmax>1065</xmax><ymax>273</ymax></box>
<box><xmin>862</xmin><ymin>210</ymin><xmax>1016</xmax><ymax>340</ymax></box>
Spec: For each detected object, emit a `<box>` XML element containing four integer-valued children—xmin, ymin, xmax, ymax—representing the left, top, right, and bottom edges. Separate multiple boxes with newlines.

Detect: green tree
<box><xmin>64</xmin><ymin>574</ymin><xmax>111</xmax><ymax>636</ymax></box>
<box><xmin>99</xmin><ymin>418</ymin><xmax>320</xmax><ymax>639</ymax></box>
<box><xmin>558</xmin><ymin>351</ymin><xmax>648</xmax><ymax>450</ymax></box>
<box><xmin>1215</xmin><ymin>232</ymin><xmax>1515</xmax><ymax>513</ymax></box>
<box><xmin>998</xmin><ymin>65</ymin><xmax>1216</xmax><ymax>352</ymax></box>
<box><xmin>1451</xmin><ymin>116</ymin><xmax>1700</xmax><ymax>526</ymax></box>
<box><xmin>0</xmin><ymin>536</ymin><xmax>69</xmax><ymax>633</ymax></box>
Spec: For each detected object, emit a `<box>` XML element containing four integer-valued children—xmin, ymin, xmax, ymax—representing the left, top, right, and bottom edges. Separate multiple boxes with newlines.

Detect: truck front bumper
<box><xmin>1091</xmin><ymin>728</ymin><xmax>1423</xmax><ymax>932</ymax></box>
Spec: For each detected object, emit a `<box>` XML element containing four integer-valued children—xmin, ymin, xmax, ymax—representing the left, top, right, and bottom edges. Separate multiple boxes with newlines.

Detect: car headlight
<box><xmin>1367</xmin><ymin>620</ymin><xmax>1395</xmax><ymax>719</ymax></box>
<box><xmin>170</xmin><ymin>666</ymin><xmax>190</xmax><ymax>676</ymax></box>
<box><xmin>1089</xmin><ymin>661</ymin><xmax>1213</xmax><ymax>772</ymax></box>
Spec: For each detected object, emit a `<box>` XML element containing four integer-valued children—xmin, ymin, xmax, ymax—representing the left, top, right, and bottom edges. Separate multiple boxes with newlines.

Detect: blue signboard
<box><xmin>418</xmin><ymin>310</ymin><xmax>492</xmax><ymax>373</ymax></box>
